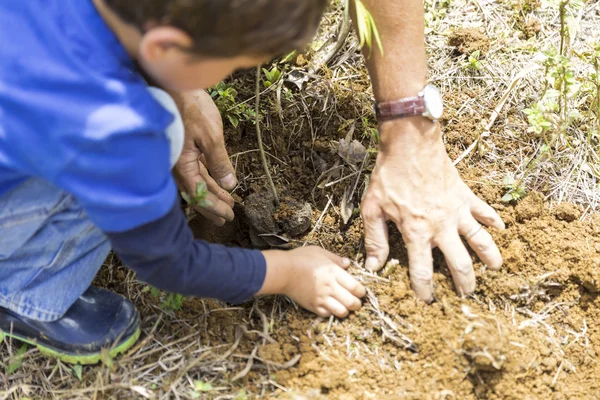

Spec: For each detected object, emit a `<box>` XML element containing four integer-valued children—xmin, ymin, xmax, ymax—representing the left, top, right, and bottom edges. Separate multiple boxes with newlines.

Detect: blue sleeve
<box><xmin>106</xmin><ymin>198</ymin><xmax>267</xmax><ymax>304</ymax></box>
<box><xmin>51</xmin><ymin>102</ymin><xmax>178</xmax><ymax>232</ymax></box>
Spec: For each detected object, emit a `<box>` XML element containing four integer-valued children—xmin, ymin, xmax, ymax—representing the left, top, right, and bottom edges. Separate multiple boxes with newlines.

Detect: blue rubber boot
<box><xmin>0</xmin><ymin>287</ymin><xmax>141</xmax><ymax>364</ymax></box>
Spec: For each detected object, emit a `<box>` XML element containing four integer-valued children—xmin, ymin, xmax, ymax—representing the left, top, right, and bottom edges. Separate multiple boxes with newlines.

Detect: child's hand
<box><xmin>260</xmin><ymin>247</ymin><xmax>366</xmax><ymax>318</ymax></box>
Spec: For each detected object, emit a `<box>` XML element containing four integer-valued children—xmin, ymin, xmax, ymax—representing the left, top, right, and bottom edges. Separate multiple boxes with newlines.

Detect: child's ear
<box><xmin>139</xmin><ymin>26</ymin><xmax>193</xmax><ymax>63</ymax></box>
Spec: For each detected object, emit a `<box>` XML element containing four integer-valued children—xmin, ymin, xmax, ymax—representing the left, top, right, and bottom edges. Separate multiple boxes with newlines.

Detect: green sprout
<box><xmin>209</xmin><ymin>81</ymin><xmax>256</xmax><ymax>128</ymax></box>
<box><xmin>144</xmin><ymin>286</ymin><xmax>186</xmax><ymax>312</ymax></box>
<box><xmin>262</xmin><ymin>66</ymin><xmax>282</xmax><ymax>88</ymax></box>
<box><xmin>6</xmin><ymin>344</ymin><xmax>27</xmax><ymax>374</ymax></box>
<box><xmin>502</xmin><ymin>175</ymin><xmax>527</xmax><ymax>203</ymax></box>
<box><xmin>181</xmin><ymin>182</ymin><xmax>212</xmax><ymax>208</ymax></box>
<box><xmin>468</xmin><ymin>50</ymin><xmax>483</xmax><ymax>70</ymax></box>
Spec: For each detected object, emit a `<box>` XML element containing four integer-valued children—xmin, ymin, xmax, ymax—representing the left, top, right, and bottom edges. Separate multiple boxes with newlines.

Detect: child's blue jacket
<box><xmin>0</xmin><ymin>0</ymin><xmax>266</xmax><ymax>303</ymax></box>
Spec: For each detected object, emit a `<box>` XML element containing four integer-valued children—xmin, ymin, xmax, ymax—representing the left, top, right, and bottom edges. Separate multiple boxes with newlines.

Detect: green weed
<box><xmin>209</xmin><ymin>82</ymin><xmax>256</xmax><ymax>128</ymax></box>
<box><xmin>502</xmin><ymin>175</ymin><xmax>527</xmax><ymax>203</ymax></box>
<box><xmin>262</xmin><ymin>66</ymin><xmax>282</xmax><ymax>88</ymax></box>
<box><xmin>144</xmin><ymin>286</ymin><xmax>186</xmax><ymax>312</ymax></box>
<box><xmin>6</xmin><ymin>343</ymin><xmax>27</xmax><ymax>374</ymax></box>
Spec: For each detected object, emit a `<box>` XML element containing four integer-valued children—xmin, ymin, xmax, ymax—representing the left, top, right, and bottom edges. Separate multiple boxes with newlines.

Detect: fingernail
<box><xmin>365</xmin><ymin>257</ymin><xmax>380</xmax><ymax>271</ymax></box>
<box><xmin>219</xmin><ymin>174</ymin><xmax>236</xmax><ymax>190</ymax></box>
<box><xmin>342</xmin><ymin>258</ymin><xmax>351</xmax><ymax>267</ymax></box>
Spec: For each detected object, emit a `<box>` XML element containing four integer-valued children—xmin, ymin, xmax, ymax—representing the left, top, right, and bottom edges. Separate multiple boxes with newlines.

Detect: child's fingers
<box><xmin>336</xmin><ymin>271</ymin><xmax>366</xmax><ymax>298</ymax></box>
<box><xmin>332</xmin><ymin>284</ymin><xmax>362</xmax><ymax>311</ymax></box>
<box><xmin>323</xmin><ymin>298</ymin><xmax>350</xmax><ymax>318</ymax></box>
<box><xmin>314</xmin><ymin>306</ymin><xmax>332</xmax><ymax>318</ymax></box>
<box><xmin>315</xmin><ymin>247</ymin><xmax>350</xmax><ymax>268</ymax></box>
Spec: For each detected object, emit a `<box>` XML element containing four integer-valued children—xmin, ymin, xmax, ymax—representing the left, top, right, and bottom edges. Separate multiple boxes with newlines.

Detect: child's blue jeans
<box><xmin>0</xmin><ymin>88</ymin><xmax>184</xmax><ymax>322</ymax></box>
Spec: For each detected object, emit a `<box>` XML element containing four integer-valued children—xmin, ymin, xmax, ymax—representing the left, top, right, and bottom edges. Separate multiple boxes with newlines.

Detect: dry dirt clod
<box><xmin>553</xmin><ymin>202</ymin><xmax>582</xmax><ymax>222</ymax></box>
<box><xmin>280</xmin><ymin>201</ymin><xmax>312</xmax><ymax>237</ymax></box>
<box><xmin>515</xmin><ymin>192</ymin><xmax>544</xmax><ymax>222</ymax></box>
<box><xmin>244</xmin><ymin>191</ymin><xmax>277</xmax><ymax>234</ymax></box>
<box><xmin>448</xmin><ymin>28</ymin><xmax>490</xmax><ymax>56</ymax></box>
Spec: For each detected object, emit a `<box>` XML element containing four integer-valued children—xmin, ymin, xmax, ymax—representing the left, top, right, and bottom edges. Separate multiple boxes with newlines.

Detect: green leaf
<box><xmin>227</xmin><ymin>114</ymin><xmax>239</xmax><ymax>128</ymax></box>
<box><xmin>6</xmin><ymin>344</ymin><xmax>27</xmax><ymax>374</ymax></box>
<box><xmin>502</xmin><ymin>193</ymin><xmax>515</xmax><ymax>203</ymax></box>
<box><xmin>72</xmin><ymin>364</ymin><xmax>83</xmax><ymax>381</ymax></box>
<box><xmin>280</xmin><ymin>50</ymin><xmax>297</xmax><ymax>64</ymax></box>
<box><xmin>181</xmin><ymin>191</ymin><xmax>192</xmax><ymax>204</ymax></box>
<box><xmin>193</xmin><ymin>380</ymin><xmax>214</xmax><ymax>392</ymax></box>
<box><xmin>234</xmin><ymin>389</ymin><xmax>249</xmax><ymax>400</ymax></box>
<box><xmin>195</xmin><ymin>181</ymin><xmax>208</xmax><ymax>197</ymax></box>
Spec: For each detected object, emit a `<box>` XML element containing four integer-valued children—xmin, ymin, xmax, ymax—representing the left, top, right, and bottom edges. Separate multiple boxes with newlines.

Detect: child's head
<box><xmin>102</xmin><ymin>0</ymin><xmax>328</xmax><ymax>91</ymax></box>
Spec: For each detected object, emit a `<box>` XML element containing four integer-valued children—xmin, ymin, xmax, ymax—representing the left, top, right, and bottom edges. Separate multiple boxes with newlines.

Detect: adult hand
<box><xmin>172</xmin><ymin>90</ymin><xmax>237</xmax><ymax>226</ymax></box>
<box><xmin>360</xmin><ymin>118</ymin><xmax>505</xmax><ymax>302</ymax></box>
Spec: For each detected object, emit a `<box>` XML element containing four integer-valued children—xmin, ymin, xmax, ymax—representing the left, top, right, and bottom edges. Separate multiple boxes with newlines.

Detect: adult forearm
<box><xmin>352</xmin><ymin>0</ymin><xmax>434</xmax><ymax>153</ymax></box>
<box><xmin>355</xmin><ymin>0</ymin><xmax>427</xmax><ymax>101</ymax></box>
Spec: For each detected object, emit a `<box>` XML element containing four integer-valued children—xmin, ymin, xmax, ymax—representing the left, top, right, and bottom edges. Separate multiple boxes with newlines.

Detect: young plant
<box><xmin>262</xmin><ymin>65</ymin><xmax>282</xmax><ymax>88</ymax></box>
<box><xmin>502</xmin><ymin>175</ymin><xmax>527</xmax><ymax>203</ymax></box>
<box><xmin>209</xmin><ymin>82</ymin><xmax>256</xmax><ymax>128</ymax></box>
<box><xmin>181</xmin><ymin>182</ymin><xmax>212</xmax><ymax>208</ymax></box>
<box><xmin>255</xmin><ymin>65</ymin><xmax>279</xmax><ymax>204</ymax></box>
<box><xmin>145</xmin><ymin>286</ymin><xmax>186</xmax><ymax>312</ymax></box>
<box><xmin>523</xmin><ymin>0</ymin><xmax>583</xmax><ymax>140</ymax></box>
<box><xmin>6</xmin><ymin>344</ymin><xmax>27</xmax><ymax>374</ymax></box>
<box><xmin>468</xmin><ymin>50</ymin><xmax>484</xmax><ymax>71</ymax></box>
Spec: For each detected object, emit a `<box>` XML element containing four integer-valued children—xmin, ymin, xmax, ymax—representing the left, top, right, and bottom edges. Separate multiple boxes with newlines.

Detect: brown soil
<box><xmin>448</xmin><ymin>28</ymin><xmax>491</xmax><ymax>56</ymax></box>
<box><xmin>243</xmin><ymin>188</ymin><xmax>600</xmax><ymax>399</ymax></box>
<box><xmin>178</xmin><ymin>129</ymin><xmax>600</xmax><ymax>400</ymax></box>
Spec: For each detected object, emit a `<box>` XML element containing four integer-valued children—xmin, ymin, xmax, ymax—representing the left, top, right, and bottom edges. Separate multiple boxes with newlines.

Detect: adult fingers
<box><xmin>323</xmin><ymin>297</ymin><xmax>350</xmax><ymax>318</ymax></box>
<box><xmin>332</xmin><ymin>284</ymin><xmax>363</xmax><ymax>311</ymax></box>
<box><xmin>197</xmin><ymin>207</ymin><xmax>226</xmax><ymax>227</ymax></box>
<box><xmin>197</xmin><ymin>191</ymin><xmax>235</xmax><ymax>225</ymax></box>
<box><xmin>202</xmin><ymin>139</ymin><xmax>237</xmax><ymax>191</ymax></box>
<box><xmin>361</xmin><ymin>200</ymin><xmax>389</xmax><ymax>271</ymax></box>
<box><xmin>460</xmin><ymin>217</ymin><xmax>503</xmax><ymax>271</ymax></box>
<box><xmin>183</xmin><ymin>91</ymin><xmax>238</xmax><ymax>190</ymax></box>
<box><xmin>405</xmin><ymin>240</ymin><xmax>435</xmax><ymax>302</ymax></box>
<box><xmin>198</xmin><ymin>160</ymin><xmax>235</xmax><ymax>208</ymax></box>
<box><xmin>470</xmin><ymin>194</ymin><xmax>505</xmax><ymax>230</ymax></box>
<box><xmin>436</xmin><ymin>233</ymin><xmax>476</xmax><ymax>296</ymax></box>
<box><xmin>336</xmin><ymin>270</ymin><xmax>367</xmax><ymax>298</ymax></box>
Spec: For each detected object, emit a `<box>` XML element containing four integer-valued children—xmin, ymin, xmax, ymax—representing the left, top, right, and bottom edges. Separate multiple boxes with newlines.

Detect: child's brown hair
<box><xmin>104</xmin><ymin>0</ymin><xmax>329</xmax><ymax>57</ymax></box>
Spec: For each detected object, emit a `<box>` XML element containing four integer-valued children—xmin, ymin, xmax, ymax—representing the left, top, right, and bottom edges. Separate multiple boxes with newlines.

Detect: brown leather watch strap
<box><xmin>375</xmin><ymin>97</ymin><xmax>426</xmax><ymax>121</ymax></box>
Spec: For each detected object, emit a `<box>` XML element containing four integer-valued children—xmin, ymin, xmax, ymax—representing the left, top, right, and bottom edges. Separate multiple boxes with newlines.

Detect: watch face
<box><xmin>423</xmin><ymin>84</ymin><xmax>444</xmax><ymax>120</ymax></box>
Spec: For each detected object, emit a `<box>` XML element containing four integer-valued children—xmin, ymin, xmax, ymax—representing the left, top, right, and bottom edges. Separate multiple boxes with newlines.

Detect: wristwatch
<box><xmin>375</xmin><ymin>84</ymin><xmax>444</xmax><ymax>122</ymax></box>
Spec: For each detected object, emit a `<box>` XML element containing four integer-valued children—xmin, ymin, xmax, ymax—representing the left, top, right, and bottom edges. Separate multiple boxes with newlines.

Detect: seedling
<box><xmin>181</xmin><ymin>182</ymin><xmax>212</xmax><ymax>208</ymax></box>
<box><xmin>6</xmin><ymin>343</ymin><xmax>27</xmax><ymax>374</ymax></box>
<box><xmin>502</xmin><ymin>175</ymin><xmax>527</xmax><ymax>202</ymax></box>
<box><xmin>262</xmin><ymin>66</ymin><xmax>282</xmax><ymax>88</ymax></box>
<box><xmin>144</xmin><ymin>286</ymin><xmax>186</xmax><ymax>312</ymax></box>
<box><xmin>468</xmin><ymin>50</ymin><xmax>483</xmax><ymax>71</ymax></box>
<box><xmin>209</xmin><ymin>81</ymin><xmax>256</xmax><ymax>128</ymax></box>
<box><xmin>72</xmin><ymin>364</ymin><xmax>83</xmax><ymax>381</ymax></box>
